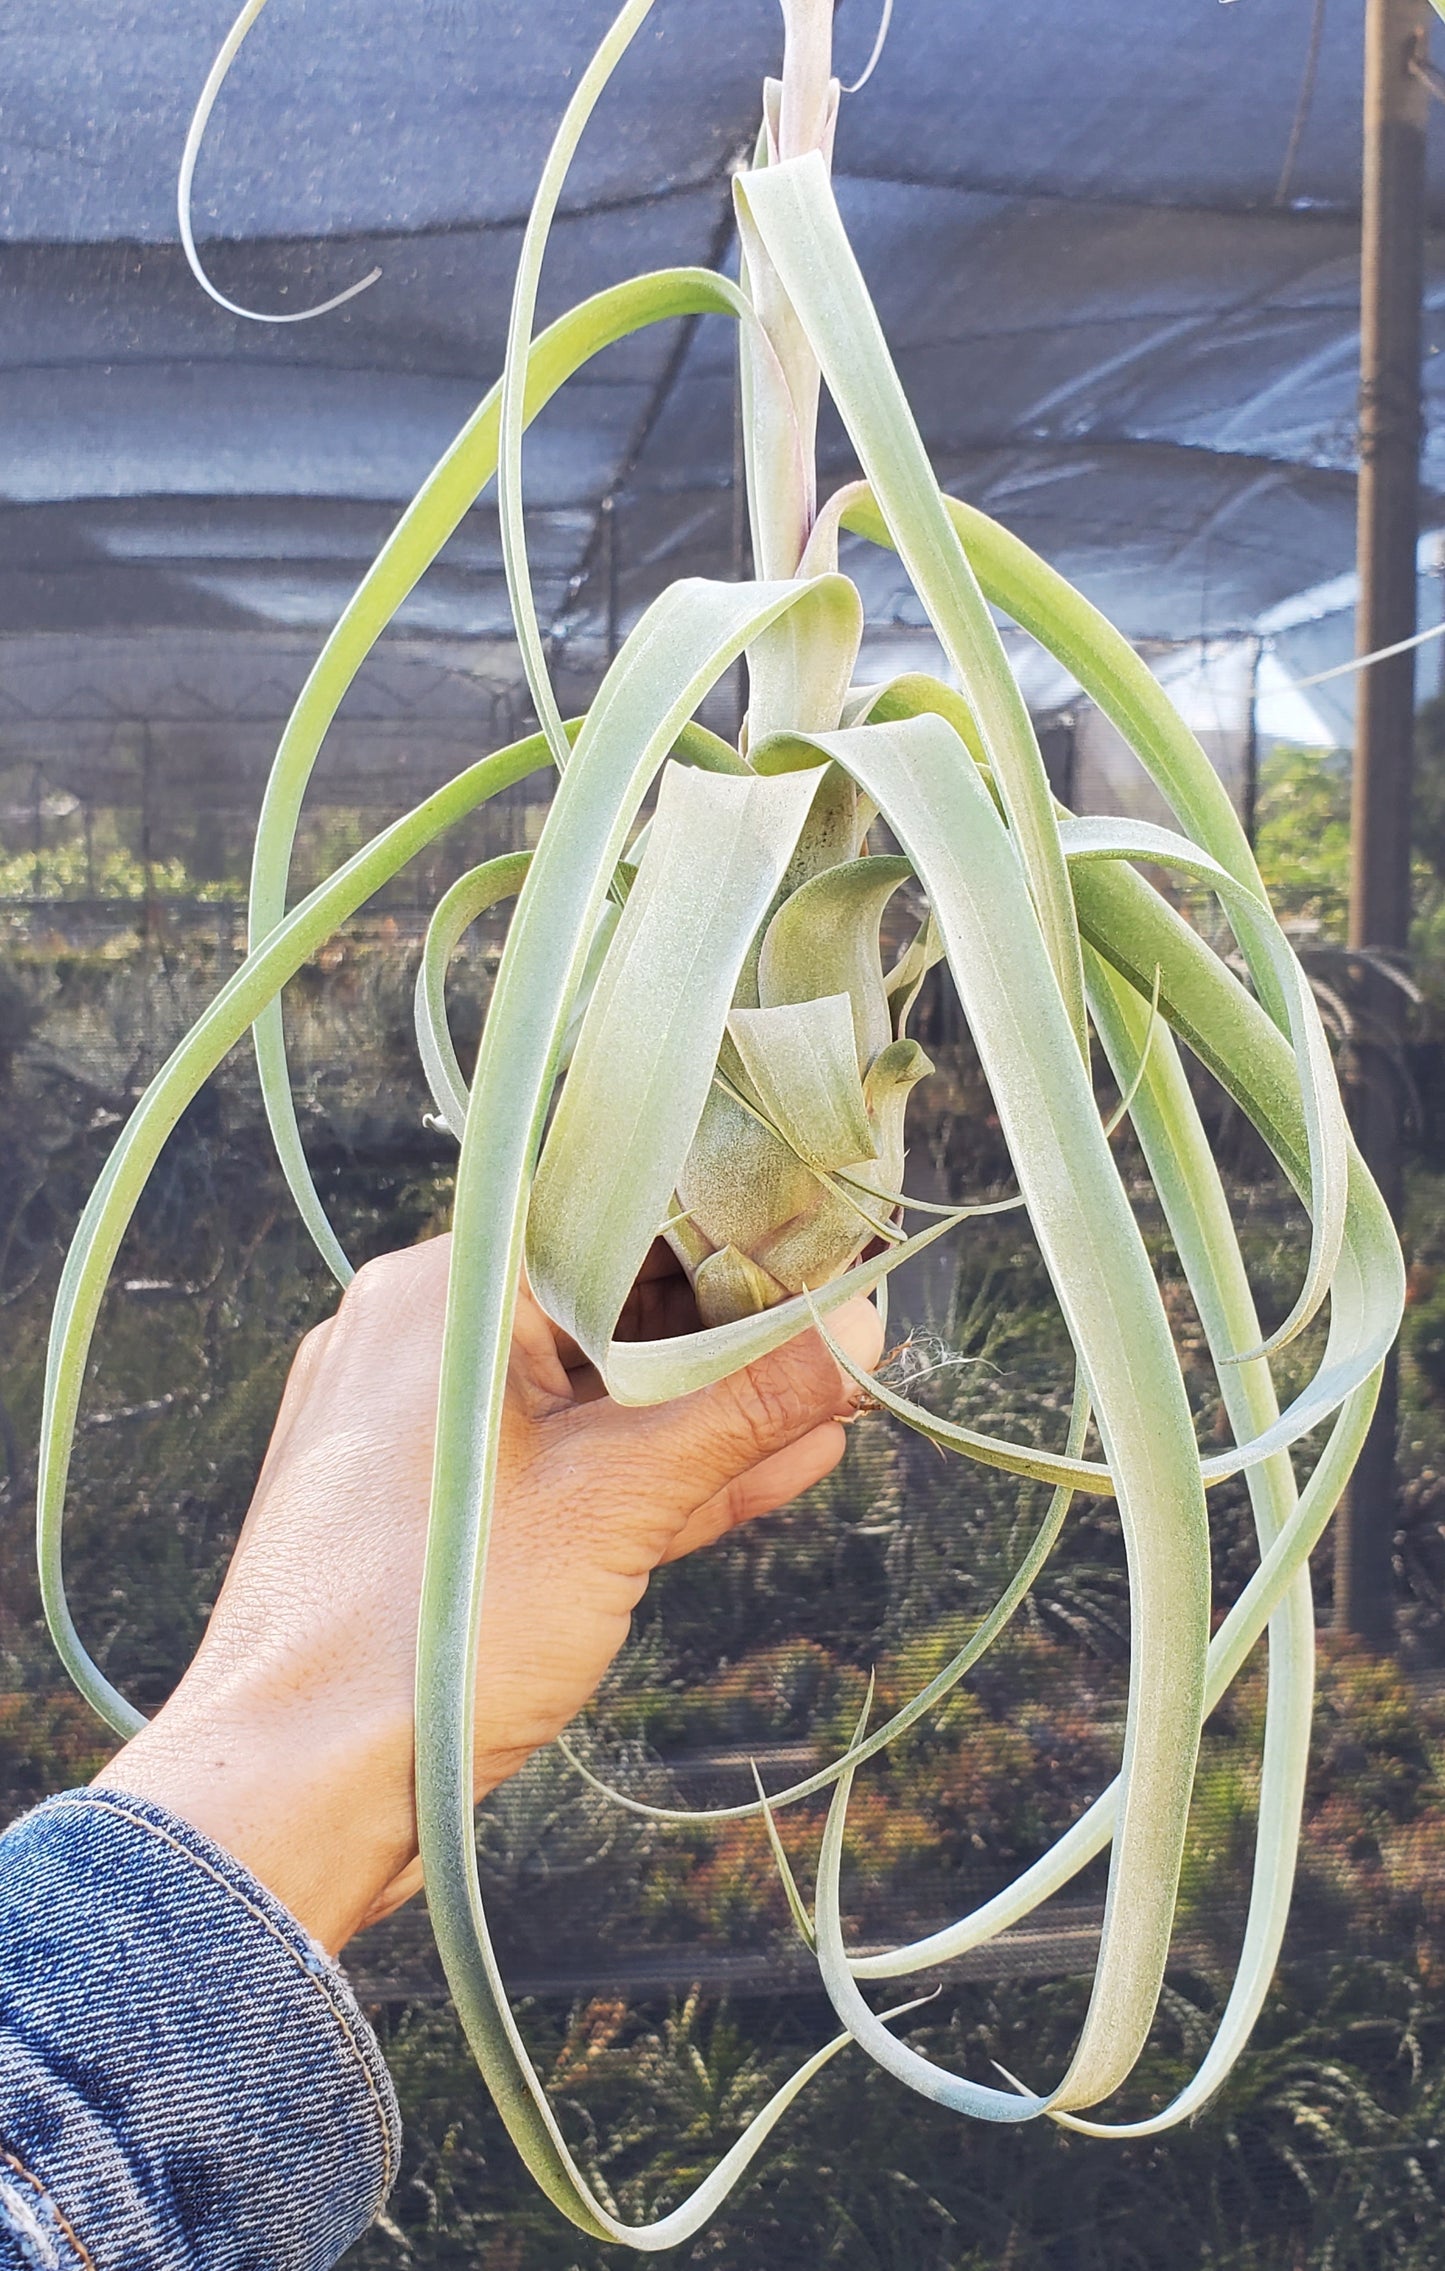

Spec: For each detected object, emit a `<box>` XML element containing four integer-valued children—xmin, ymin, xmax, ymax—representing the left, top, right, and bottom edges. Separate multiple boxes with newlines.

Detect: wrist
<box><xmin>94</xmin><ymin>1689</ymin><xmax>416</xmax><ymax>1955</ymax></box>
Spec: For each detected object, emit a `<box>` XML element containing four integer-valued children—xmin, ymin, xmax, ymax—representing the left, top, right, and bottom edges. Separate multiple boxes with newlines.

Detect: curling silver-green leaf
<box><xmin>38</xmin><ymin>727</ymin><xmax>556</xmax><ymax>1735</ymax></box>
<box><xmin>728</xmin><ymin>994</ymin><xmax>878</xmax><ymax>1177</ymax></box>
<box><xmin>738</xmin><ymin>153</ymin><xmax>1087</xmax><ymax>1052</ymax></box>
<box><xmin>758</xmin><ymin>853</ymin><xmax>913</xmax><ymax>1062</ymax></box>
<box><xmin>757</xmin><ymin>709</ymin><xmax>1212</xmax><ymax>2114</ymax></box>
<box><xmin>415</xmin><ymin>854</ymin><xmax>533</xmax><ymax>1137</ymax></box>
<box><xmin>1059</xmin><ymin>813</ymin><xmax>1347</xmax><ymax>1356</ymax></box>
<box><xmin>245</xmin><ymin>268</ymin><xmax>748</xmax><ymax>1286</ymax></box>
<box><xmin>527</xmin><ymin>758</ymin><xmax>826</xmax><ymax>1361</ymax></box>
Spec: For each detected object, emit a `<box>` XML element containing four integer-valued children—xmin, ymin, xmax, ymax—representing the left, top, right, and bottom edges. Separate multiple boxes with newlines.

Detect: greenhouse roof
<box><xmin>4</xmin><ymin>0</ymin><xmax>1445</xmax><ymax>716</ymax></box>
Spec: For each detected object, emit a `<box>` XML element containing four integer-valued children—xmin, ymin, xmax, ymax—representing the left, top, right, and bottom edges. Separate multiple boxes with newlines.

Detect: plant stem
<box><xmin>778</xmin><ymin>0</ymin><xmax>836</xmax><ymax>160</ymax></box>
<box><xmin>738</xmin><ymin>0</ymin><xmax>842</xmax><ymax>739</ymax></box>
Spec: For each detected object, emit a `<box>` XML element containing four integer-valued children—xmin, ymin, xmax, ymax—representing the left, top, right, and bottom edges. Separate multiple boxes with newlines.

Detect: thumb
<box><xmin>617</xmin><ymin>1297</ymin><xmax>885</xmax><ymax>1518</ymax></box>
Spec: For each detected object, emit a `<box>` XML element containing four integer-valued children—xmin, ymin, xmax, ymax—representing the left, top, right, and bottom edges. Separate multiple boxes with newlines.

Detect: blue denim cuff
<box><xmin>0</xmin><ymin>1787</ymin><xmax>401</xmax><ymax>2271</ymax></box>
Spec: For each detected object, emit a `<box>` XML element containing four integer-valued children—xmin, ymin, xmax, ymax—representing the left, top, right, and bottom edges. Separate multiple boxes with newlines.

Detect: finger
<box><xmin>592</xmin><ymin>1297</ymin><xmax>883</xmax><ymax>1519</ymax></box>
<box><xmin>507</xmin><ymin>1293</ymin><xmax>577</xmax><ymax>1413</ymax></box>
<box><xmin>553</xmin><ymin>1240</ymin><xmax>696</xmax><ymax>1372</ymax></box>
<box><xmin>558</xmin><ymin>1257</ymin><xmax>709</xmax><ymax>1397</ymax></box>
<box><xmin>658</xmin><ymin>1416</ymin><xmax>850</xmax><ymax>1561</ymax></box>
<box><xmin>612</xmin><ymin>1266</ymin><xmax>698</xmax><ymax>1346</ymax></box>
<box><xmin>565</xmin><ymin>1356</ymin><xmax>607</xmax><ymax>1406</ymax></box>
<box><xmin>634</xmin><ymin>1236</ymin><xmax>687</xmax><ymax>1283</ymax></box>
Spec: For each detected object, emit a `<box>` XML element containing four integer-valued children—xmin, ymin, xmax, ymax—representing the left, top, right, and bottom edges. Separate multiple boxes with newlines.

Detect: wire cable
<box><xmin>1274</xmin><ymin>0</ymin><xmax>1327</xmax><ymax>208</ymax></box>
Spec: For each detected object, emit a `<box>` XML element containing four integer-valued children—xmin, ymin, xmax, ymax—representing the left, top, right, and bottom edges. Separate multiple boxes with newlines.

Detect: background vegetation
<box><xmin>6</xmin><ymin>717</ymin><xmax>1445</xmax><ymax>2266</ymax></box>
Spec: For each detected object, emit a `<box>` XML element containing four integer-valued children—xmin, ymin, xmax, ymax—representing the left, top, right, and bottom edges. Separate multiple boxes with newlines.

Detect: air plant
<box><xmin>36</xmin><ymin>0</ymin><xmax>1406</xmax><ymax>2246</ymax></box>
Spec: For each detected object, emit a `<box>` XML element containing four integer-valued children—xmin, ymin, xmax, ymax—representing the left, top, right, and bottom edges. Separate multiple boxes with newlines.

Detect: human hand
<box><xmin>95</xmin><ymin>1235</ymin><xmax>882</xmax><ymax>1952</ymax></box>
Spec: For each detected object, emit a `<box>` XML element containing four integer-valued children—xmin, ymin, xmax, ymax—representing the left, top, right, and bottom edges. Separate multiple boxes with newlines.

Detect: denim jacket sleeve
<box><xmin>0</xmin><ymin>1788</ymin><xmax>401</xmax><ymax>2271</ymax></box>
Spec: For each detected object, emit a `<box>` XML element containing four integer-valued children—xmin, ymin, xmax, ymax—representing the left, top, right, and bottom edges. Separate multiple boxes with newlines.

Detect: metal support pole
<box><xmin>1337</xmin><ymin>0</ymin><xmax>1429</xmax><ymax>1649</ymax></box>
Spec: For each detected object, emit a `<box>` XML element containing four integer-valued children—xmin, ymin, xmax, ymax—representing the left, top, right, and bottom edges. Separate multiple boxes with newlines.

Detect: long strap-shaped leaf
<box><xmin>1074</xmin><ymin>858</ymin><xmax>1401</xmax><ymax>1476</ymax></box>
<box><xmin>815</xmin><ymin>978</ymin><xmax>1318</xmax><ymax>2126</ymax></box>
<box><xmin>737</xmin><ymin>153</ymin><xmax>1088</xmax><ymax>1053</ymax></box>
<box><xmin>811</xmin><ymin>810</ymin><xmax>1384</xmax><ymax>1492</ymax></box>
<box><xmin>177</xmin><ymin>0</ymin><xmax>384</xmax><ymax>325</ymax></box>
<box><xmin>814</xmin><ymin>1745</ymin><xmax>1057</xmax><ymax>2120</ymax></box>
<box><xmin>415</xmin><ymin>718</ymin><xmax>757</xmax><ymax>1142</ymax></box>
<box><xmin>755</xmin><ymin>711</ymin><xmax>1210</xmax><ymax>2116</ymax></box>
<box><xmin>415</xmin><ymin>855</ymin><xmax>533</xmax><ymax>1137</ymax></box>
<box><xmin>1061</xmin><ymin>815</ymin><xmax>1346</xmax><ymax>1357</ymax></box>
<box><xmin>837</xmin><ymin>484</ymin><xmax>1290</xmax><ymax>1034</ymax></box>
<box><xmin>851</xmin><ymin>876</ymin><xmax>1401</xmax><ymax>1987</ymax></box>
<box><xmin>497</xmin><ymin>0</ymin><xmax>658</xmax><ymax>772</ymax></box>
<box><xmin>37</xmin><ymin>731</ymin><xmax>555</xmax><ymax>1735</ymax></box>
<box><xmin>244</xmin><ymin>266</ymin><xmax>746</xmax><ymax>1284</ymax></box>
<box><xmin>415</xmin><ymin>568</ymin><xmax>941</xmax><ymax>2245</ymax></box>
<box><xmin>527</xmin><ymin>758</ymin><xmax>827</xmax><ymax>1359</ymax></box>
<box><xmin>1052</xmin><ymin>953</ymin><xmax>1312</xmax><ymax>2135</ymax></box>
<box><xmin>838</xmin><ymin>664</ymin><xmax>1349</xmax><ymax>1359</ymax></box>
<box><xmin>850</xmin><ymin>1386</ymin><xmax>1379</xmax><ymax>1987</ymax></box>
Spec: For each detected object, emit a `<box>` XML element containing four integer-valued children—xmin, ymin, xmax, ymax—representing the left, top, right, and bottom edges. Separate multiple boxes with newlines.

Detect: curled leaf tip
<box><xmin>179</xmin><ymin>0</ymin><xmax>383</xmax><ymax>326</ymax></box>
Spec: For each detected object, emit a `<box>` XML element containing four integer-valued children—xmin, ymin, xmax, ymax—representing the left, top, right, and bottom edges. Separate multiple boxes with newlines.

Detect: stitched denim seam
<box><xmin>0</xmin><ymin>2146</ymin><xmax>96</xmax><ymax>2271</ymax></box>
<box><xmin>53</xmin><ymin>1795</ymin><xmax>395</xmax><ymax>2196</ymax></box>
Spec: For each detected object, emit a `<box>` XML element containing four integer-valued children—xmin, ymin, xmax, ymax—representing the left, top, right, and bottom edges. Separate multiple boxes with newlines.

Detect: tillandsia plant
<box><xmin>36</xmin><ymin>0</ymin><xmax>1408</xmax><ymax>2242</ymax></box>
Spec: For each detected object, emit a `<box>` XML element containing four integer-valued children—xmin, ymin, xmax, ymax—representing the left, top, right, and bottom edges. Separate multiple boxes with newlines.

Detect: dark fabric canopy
<box><xmin>4</xmin><ymin>0</ymin><xmax>1444</xmax><ymax>783</ymax></box>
